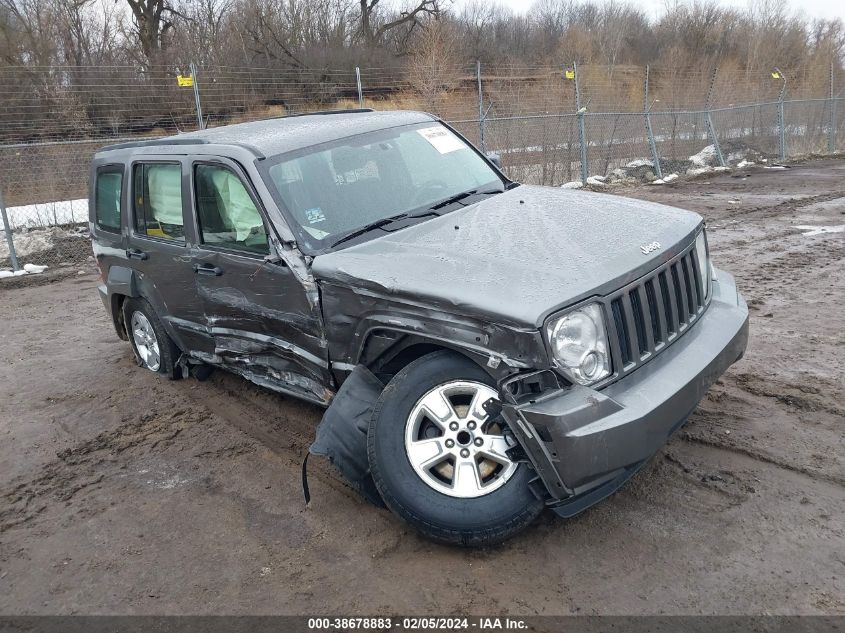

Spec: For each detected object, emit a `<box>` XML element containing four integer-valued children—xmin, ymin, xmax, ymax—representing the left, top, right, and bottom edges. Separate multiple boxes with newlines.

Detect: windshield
<box><xmin>263</xmin><ymin>122</ymin><xmax>503</xmax><ymax>252</ymax></box>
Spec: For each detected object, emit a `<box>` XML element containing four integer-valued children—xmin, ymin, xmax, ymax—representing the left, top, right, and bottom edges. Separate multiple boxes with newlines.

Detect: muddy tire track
<box><xmin>181</xmin><ymin>372</ymin><xmax>368</xmax><ymax>505</ymax></box>
<box><xmin>0</xmin><ymin>407</ymin><xmax>204</xmax><ymax>533</ymax></box>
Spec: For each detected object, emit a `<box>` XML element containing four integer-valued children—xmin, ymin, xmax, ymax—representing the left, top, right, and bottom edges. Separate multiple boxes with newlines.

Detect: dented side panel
<box><xmin>187</xmin><ymin>151</ymin><xmax>333</xmax><ymax>404</ymax></box>
<box><xmin>192</xmin><ymin>248</ymin><xmax>333</xmax><ymax>403</ymax></box>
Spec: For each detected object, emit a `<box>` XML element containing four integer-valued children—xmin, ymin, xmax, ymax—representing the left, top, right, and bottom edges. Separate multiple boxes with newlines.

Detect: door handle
<box><xmin>126</xmin><ymin>248</ymin><xmax>148</xmax><ymax>260</ymax></box>
<box><xmin>193</xmin><ymin>263</ymin><xmax>223</xmax><ymax>276</ymax></box>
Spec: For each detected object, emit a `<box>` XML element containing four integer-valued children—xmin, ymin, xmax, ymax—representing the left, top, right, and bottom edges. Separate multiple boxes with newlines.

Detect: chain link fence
<box><xmin>2</xmin><ymin>62</ymin><xmax>844</xmax><ymax>279</ymax></box>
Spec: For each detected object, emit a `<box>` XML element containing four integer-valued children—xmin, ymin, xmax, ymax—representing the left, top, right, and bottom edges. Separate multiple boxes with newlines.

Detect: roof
<box><xmin>99</xmin><ymin>110</ymin><xmax>436</xmax><ymax>158</ymax></box>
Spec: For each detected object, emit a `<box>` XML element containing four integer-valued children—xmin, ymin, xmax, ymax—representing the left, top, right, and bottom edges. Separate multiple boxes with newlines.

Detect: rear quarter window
<box><xmin>95</xmin><ymin>166</ymin><xmax>124</xmax><ymax>232</ymax></box>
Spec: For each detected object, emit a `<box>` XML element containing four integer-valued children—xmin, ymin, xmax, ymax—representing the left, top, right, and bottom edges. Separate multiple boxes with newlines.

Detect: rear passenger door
<box><xmin>189</xmin><ymin>158</ymin><xmax>330</xmax><ymax>404</ymax></box>
<box><xmin>127</xmin><ymin>158</ymin><xmax>213</xmax><ymax>354</ymax></box>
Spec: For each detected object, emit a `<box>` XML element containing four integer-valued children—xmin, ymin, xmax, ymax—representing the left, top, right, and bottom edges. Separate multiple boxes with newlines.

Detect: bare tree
<box><xmin>359</xmin><ymin>0</ymin><xmax>440</xmax><ymax>49</ymax></box>
<box><xmin>125</xmin><ymin>0</ymin><xmax>186</xmax><ymax>63</ymax></box>
<box><xmin>406</xmin><ymin>18</ymin><xmax>461</xmax><ymax>109</ymax></box>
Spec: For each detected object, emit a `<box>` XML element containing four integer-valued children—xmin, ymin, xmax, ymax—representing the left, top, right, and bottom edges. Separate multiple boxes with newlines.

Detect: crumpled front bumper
<box><xmin>501</xmin><ymin>267</ymin><xmax>749</xmax><ymax>517</ymax></box>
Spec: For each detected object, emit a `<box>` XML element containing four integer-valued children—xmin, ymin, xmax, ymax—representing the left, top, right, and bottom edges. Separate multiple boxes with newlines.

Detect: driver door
<box><xmin>188</xmin><ymin>157</ymin><xmax>331</xmax><ymax>404</ymax></box>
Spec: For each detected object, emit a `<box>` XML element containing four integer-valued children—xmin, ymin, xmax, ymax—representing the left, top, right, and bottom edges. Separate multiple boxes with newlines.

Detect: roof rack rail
<box><xmin>271</xmin><ymin>108</ymin><xmax>375</xmax><ymax>120</ymax></box>
<box><xmin>99</xmin><ymin>137</ymin><xmax>208</xmax><ymax>152</ymax></box>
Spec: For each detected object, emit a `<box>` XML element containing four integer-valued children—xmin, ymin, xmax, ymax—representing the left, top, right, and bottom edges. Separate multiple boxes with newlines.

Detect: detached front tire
<box><xmin>368</xmin><ymin>351</ymin><xmax>544</xmax><ymax>546</ymax></box>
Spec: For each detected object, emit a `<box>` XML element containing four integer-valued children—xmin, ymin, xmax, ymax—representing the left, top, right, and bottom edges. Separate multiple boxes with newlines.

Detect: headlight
<box><xmin>694</xmin><ymin>229</ymin><xmax>711</xmax><ymax>300</ymax></box>
<box><xmin>546</xmin><ymin>303</ymin><xmax>611</xmax><ymax>385</ymax></box>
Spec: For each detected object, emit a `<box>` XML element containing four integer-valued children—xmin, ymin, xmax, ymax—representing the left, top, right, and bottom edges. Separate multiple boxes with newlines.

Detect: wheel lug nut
<box><xmin>449</xmin><ymin>422</ymin><xmax>459</xmax><ymax>431</ymax></box>
<box><xmin>445</xmin><ymin>439</ymin><xmax>455</xmax><ymax>448</ymax></box>
<box><xmin>460</xmin><ymin>448</ymin><xmax>470</xmax><ymax>458</ymax></box>
<box><xmin>474</xmin><ymin>437</ymin><xmax>483</xmax><ymax>446</ymax></box>
<box><xmin>467</xmin><ymin>421</ymin><xmax>476</xmax><ymax>430</ymax></box>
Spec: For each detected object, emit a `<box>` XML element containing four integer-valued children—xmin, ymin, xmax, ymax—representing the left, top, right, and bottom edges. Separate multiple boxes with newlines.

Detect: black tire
<box><xmin>367</xmin><ymin>351</ymin><xmax>544</xmax><ymax>546</ymax></box>
<box><xmin>123</xmin><ymin>297</ymin><xmax>181</xmax><ymax>379</ymax></box>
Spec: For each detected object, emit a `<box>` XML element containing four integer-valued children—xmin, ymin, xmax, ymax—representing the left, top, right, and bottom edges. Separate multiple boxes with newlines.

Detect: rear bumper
<box><xmin>501</xmin><ymin>267</ymin><xmax>749</xmax><ymax>516</ymax></box>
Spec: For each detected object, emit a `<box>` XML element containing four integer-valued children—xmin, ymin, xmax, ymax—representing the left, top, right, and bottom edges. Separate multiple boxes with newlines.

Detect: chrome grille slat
<box><xmin>604</xmin><ymin>242</ymin><xmax>710</xmax><ymax>379</ymax></box>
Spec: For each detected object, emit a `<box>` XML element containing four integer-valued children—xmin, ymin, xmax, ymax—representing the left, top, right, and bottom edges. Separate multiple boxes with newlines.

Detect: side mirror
<box><xmin>485</xmin><ymin>151</ymin><xmax>502</xmax><ymax>169</ymax></box>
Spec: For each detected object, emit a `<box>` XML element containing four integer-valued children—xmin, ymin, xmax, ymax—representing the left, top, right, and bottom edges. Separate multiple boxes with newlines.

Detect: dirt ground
<box><xmin>1</xmin><ymin>159</ymin><xmax>843</xmax><ymax>616</ymax></box>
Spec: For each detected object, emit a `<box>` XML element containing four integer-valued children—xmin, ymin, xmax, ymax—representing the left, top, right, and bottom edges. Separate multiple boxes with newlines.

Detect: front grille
<box><xmin>606</xmin><ymin>243</ymin><xmax>708</xmax><ymax>376</ymax></box>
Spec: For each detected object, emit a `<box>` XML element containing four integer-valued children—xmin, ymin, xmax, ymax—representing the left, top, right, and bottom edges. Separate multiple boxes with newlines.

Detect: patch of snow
<box><xmin>737</xmin><ymin>159</ymin><xmax>755</xmax><ymax>168</ymax></box>
<box><xmin>794</xmin><ymin>225</ymin><xmax>845</xmax><ymax>236</ymax></box>
<box><xmin>0</xmin><ymin>263</ymin><xmax>49</xmax><ymax>279</ymax></box>
<box><xmin>728</xmin><ymin>200</ymin><xmax>741</xmax><ymax>205</ymax></box>
<box><xmin>560</xmin><ymin>181</ymin><xmax>584</xmax><ymax>189</ymax></box>
<box><xmin>586</xmin><ymin>175</ymin><xmax>608</xmax><ymax>187</ymax></box>
<box><xmin>650</xmin><ymin>173</ymin><xmax>678</xmax><ymax>185</ymax></box>
<box><xmin>688</xmin><ymin>145</ymin><xmax>717</xmax><ymax>167</ymax></box>
<box><xmin>714</xmin><ymin>166</ymin><xmax>730</xmax><ymax>173</ymax></box>
<box><xmin>764</xmin><ymin>165</ymin><xmax>788</xmax><ymax>170</ymax></box>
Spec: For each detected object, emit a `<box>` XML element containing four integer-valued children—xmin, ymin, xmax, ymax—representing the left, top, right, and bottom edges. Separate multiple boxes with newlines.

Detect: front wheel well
<box><xmin>377</xmin><ymin>342</ymin><xmax>447</xmax><ymax>378</ymax></box>
<box><xmin>367</xmin><ymin>337</ymin><xmax>493</xmax><ymax>383</ymax></box>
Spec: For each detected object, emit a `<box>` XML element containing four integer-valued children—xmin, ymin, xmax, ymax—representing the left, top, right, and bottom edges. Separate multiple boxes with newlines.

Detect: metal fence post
<box><xmin>574</xmin><ymin>62</ymin><xmax>588</xmax><ymax>184</ymax></box>
<box><xmin>829</xmin><ymin>63</ymin><xmax>836</xmax><ymax>154</ymax></box>
<box><xmin>1</xmin><ymin>188</ymin><xmax>20</xmax><ymax>271</ymax></box>
<box><xmin>190</xmin><ymin>62</ymin><xmax>204</xmax><ymax>129</ymax></box>
<box><xmin>476</xmin><ymin>60</ymin><xmax>486</xmax><ymax>153</ymax></box>
<box><xmin>705</xmin><ymin>67</ymin><xmax>726</xmax><ymax>167</ymax></box>
<box><xmin>775</xmin><ymin>67</ymin><xmax>787</xmax><ymax>161</ymax></box>
<box><xmin>643</xmin><ymin>65</ymin><xmax>663</xmax><ymax>179</ymax></box>
<box><xmin>355</xmin><ymin>67</ymin><xmax>363</xmax><ymax>108</ymax></box>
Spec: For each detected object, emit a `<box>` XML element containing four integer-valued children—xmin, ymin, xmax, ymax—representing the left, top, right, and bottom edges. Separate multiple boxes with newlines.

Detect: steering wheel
<box><xmin>411</xmin><ymin>180</ymin><xmax>450</xmax><ymax>206</ymax></box>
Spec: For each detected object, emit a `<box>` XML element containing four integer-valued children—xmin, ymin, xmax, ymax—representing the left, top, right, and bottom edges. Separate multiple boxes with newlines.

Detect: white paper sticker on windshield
<box><xmin>417</xmin><ymin>126</ymin><xmax>465</xmax><ymax>154</ymax></box>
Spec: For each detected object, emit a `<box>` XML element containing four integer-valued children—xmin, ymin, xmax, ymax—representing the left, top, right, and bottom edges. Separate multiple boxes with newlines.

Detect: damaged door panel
<box><xmin>189</xmin><ymin>157</ymin><xmax>332</xmax><ymax>405</ymax></box>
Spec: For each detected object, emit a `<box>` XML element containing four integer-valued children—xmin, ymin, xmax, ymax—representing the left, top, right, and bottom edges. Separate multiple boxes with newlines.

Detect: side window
<box><xmin>133</xmin><ymin>163</ymin><xmax>185</xmax><ymax>242</ymax></box>
<box><xmin>194</xmin><ymin>164</ymin><xmax>269</xmax><ymax>255</ymax></box>
<box><xmin>94</xmin><ymin>166</ymin><xmax>123</xmax><ymax>232</ymax></box>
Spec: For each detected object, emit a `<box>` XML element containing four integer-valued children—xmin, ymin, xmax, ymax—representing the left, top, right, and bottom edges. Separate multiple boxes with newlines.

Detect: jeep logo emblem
<box><xmin>640</xmin><ymin>241</ymin><xmax>661</xmax><ymax>255</ymax></box>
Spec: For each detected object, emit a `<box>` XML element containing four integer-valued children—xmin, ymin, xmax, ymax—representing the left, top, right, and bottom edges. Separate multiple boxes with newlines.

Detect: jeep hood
<box><xmin>311</xmin><ymin>185</ymin><xmax>702</xmax><ymax>328</ymax></box>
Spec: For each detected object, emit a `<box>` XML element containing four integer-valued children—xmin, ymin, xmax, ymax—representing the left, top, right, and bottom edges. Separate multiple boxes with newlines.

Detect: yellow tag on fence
<box><xmin>564</xmin><ymin>70</ymin><xmax>575</xmax><ymax>80</ymax></box>
<box><xmin>177</xmin><ymin>75</ymin><xmax>194</xmax><ymax>87</ymax></box>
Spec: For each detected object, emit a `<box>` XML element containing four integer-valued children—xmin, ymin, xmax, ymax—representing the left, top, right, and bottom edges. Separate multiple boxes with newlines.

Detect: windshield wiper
<box><xmin>329</xmin><ymin>213</ymin><xmax>408</xmax><ymax>249</ymax></box>
<box><xmin>429</xmin><ymin>186</ymin><xmax>503</xmax><ymax>211</ymax></box>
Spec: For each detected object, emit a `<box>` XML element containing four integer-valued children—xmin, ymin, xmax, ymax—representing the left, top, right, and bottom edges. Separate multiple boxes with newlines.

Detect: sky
<box><xmin>456</xmin><ymin>0</ymin><xmax>845</xmax><ymax>22</ymax></box>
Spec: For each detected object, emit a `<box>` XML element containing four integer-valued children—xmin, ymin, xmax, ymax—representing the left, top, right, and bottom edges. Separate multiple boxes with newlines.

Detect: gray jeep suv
<box><xmin>90</xmin><ymin>109</ymin><xmax>748</xmax><ymax>546</ymax></box>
